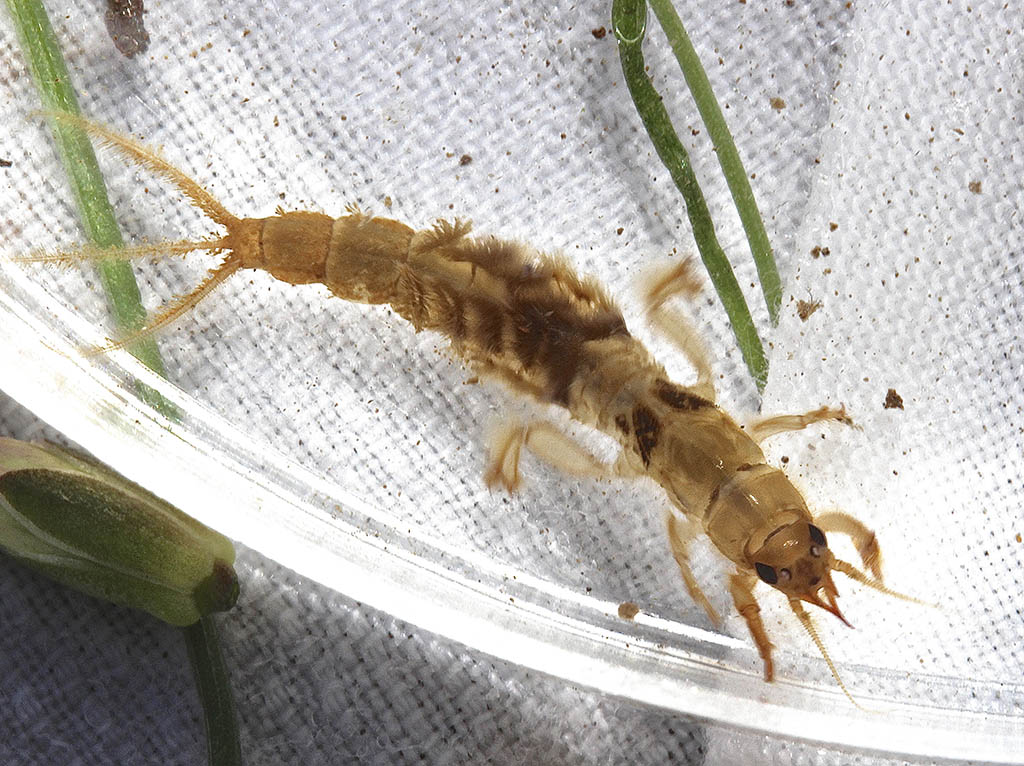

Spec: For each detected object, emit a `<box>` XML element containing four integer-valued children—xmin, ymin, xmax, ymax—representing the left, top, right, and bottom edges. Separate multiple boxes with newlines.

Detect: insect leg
<box><xmin>483</xmin><ymin>420</ymin><xmax>527</xmax><ymax>491</ymax></box>
<box><xmin>745</xmin><ymin>405</ymin><xmax>854</xmax><ymax>444</ymax></box>
<box><xmin>666</xmin><ymin>512</ymin><xmax>721</xmax><ymax>626</ymax></box>
<box><xmin>641</xmin><ymin>260</ymin><xmax>715</xmax><ymax>402</ymax></box>
<box><xmin>815</xmin><ymin>511</ymin><xmax>883</xmax><ymax>581</ymax></box>
<box><xmin>729</xmin><ymin>571</ymin><xmax>774</xmax><ymax>681</ymax></box>
<box><xmin>483</xmin><ymin>419</ymin><xmax>633</xmax><ymax>491</ymax></box>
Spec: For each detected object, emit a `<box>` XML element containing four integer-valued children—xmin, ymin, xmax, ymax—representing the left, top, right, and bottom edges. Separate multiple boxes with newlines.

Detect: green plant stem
<box><xmin>612</xmin><ymin>0</ymin><xmax>767</xmax><ymax>391</ymax></box>
<box><xmin>648</xmin><ymin>0</ymin><xmax>781</xmax><ymax>325</ymax></box>
<box><xmin>185</xmin><ymin>618</ymin><xmax>242</xmax><ymax>766</ymax></box>
<box><xmin>5</xmin><ymin>0</ymin><xmax>174</xmax><ymax>412</ymax></box>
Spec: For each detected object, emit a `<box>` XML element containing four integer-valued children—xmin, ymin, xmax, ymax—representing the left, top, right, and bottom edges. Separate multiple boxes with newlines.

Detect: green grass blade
<box><xmin>648</xmin><ymin>0</ymin><xmax>782</xmax><ymax>325</ymax></box>
<box><xmin>612</xmin><ymin>0</ymin><xmax>767</xmax><ymax>391</ymax></box>
<box><xmin>5</xmin><ymin>0</ymin><xmax>175</xmax><ymax>413</ymax></box>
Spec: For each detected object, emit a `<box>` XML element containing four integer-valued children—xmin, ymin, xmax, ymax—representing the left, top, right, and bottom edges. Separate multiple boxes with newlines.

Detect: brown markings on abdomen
<box><xmin>390</xmin><ymin>225</ymin><xmax>633</xmax><ymax>407</ymax></box>
<box><xmin>632</xmin><ymin>404</ymin><xmax>661</xmax><ymax>467</ymax></box>
<box><xmin>654</xmin><ymin>379</ymin><xmax>713</xmax><ymax>411</ymax></box>
<box><xmin>515</xmin><ymin>301</ymin><xmax>629</xmax><ymax>405</ymax></box>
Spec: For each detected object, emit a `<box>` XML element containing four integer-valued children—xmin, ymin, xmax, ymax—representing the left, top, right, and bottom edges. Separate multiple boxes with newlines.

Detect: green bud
<box><xmin>0</xmin><ymin>438</ymin><xmax>238</xmax><ymax>626</ymax></box>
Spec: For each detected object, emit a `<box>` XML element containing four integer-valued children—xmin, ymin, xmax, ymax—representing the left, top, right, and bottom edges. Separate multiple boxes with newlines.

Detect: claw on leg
<box><xmin>484</xmin><ymin>420</ymin><xmax>526</xmax><ymax>491</ymax></box>
<box><xmin>666</xmin><ymin>513</ymin><xmax>721</xmax><ymax>626</ymax></box>
<box><xmin>745</xmin><ymin>405</ymin><xmax>854</xmax><ymax>444</ymax></box>
<box><xmin>730</xmin><ymin>572</ymin><xmax>774</xmax><ymax>681</ymax></box>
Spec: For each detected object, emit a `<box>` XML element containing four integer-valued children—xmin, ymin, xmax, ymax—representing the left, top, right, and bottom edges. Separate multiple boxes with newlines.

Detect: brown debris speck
<box><xmin>796</xmin><ymin>299</ymin><xmax>822</xmax><ymax>321</ymax></box>
<box><xmin>968</xmin><ymin>180</ymin><xmax>982</xmax><ymax>194</ymax></box>
<box><xmin>884</xmin><ymin>388</ymin><xmax>904</xmax><ymax>410</ymax></box>
<box><xmin>592</xmin><ymin>27</ymin><xmax>607</xmax><ymax>39</ymax></box>
<box><xmin>459</xmin><ymin>154</ymin><xmax>473</xmax><ymax>166</ymax></box>
<box><xmin>769</xmin><ymin>97</ymin><xmax>786</xmax><ymax>111</ymax></box>
<box><xmin>618</xmin><ymin>602</ymin><xmax>640</xmax><ymax>620</ymax></box>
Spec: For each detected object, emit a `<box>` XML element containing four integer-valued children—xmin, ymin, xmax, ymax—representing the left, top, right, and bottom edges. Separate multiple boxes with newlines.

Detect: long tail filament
<box><xmin>86</xmin><ymin>252</ymin><xmax>241</xmax><ymax>355</ymax></box>
<box><xmin>15</xmin><ymin>239</ymin><xmax>227</xmax><ymax>267</ymax></box>
<box><xmin>30</xmin><ymin>111</ymin><xmax>248</xmax><ymax>353</ymax></box>
<box><xmin>41</xmin><ymin>110</ymin><xmax>240</xmax><ymax>229</ymax></box>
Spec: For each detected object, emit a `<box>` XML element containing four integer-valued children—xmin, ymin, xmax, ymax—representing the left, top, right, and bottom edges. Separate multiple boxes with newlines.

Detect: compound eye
<box><xmin>755</xmin><ymin>562</ymin><xmax>778</xmax><ymax>584</ymax></box>
<box><xmin>808</xmin><ymin>524</ymin><xmax>827</xmax><ymax>547</ymax></box>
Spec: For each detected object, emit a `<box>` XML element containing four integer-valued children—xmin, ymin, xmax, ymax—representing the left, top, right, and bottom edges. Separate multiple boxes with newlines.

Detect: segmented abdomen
<box><xmin>325</xmin><ymin>215</ymin><xmax>635</xmax><ymax>409</ymax></box>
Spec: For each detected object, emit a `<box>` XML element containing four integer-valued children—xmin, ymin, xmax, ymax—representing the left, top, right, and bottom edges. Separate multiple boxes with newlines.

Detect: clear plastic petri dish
<box><xmin>1</xmin><ymin>1</ymin><xmax>1021</xmax><ymax>761</ymax></box>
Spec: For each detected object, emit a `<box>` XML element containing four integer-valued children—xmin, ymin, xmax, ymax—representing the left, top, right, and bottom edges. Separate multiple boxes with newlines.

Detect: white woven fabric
<box><xmin>1</xmin><ymin>0</ymin><xmax>1021</xmax><ymax>762</ymax></box>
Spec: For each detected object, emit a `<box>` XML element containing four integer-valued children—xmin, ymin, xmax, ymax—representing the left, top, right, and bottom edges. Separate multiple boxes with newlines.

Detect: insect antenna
<box><xmin>789</xmin><ymin>599</ymin><xmax>866</xmax><ymax>710</ymax></box>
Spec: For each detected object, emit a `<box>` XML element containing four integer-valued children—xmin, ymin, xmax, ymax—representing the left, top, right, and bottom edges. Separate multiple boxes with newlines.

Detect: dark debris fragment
<box><xmin>105</xmin><ymin>0</ymin><xmax>150</xmax><ymax>58</ymax></box>
<box><xmin>884</xmin><ymin>388</ymin><xmax>904</xmax><ymax>410</ymax></box>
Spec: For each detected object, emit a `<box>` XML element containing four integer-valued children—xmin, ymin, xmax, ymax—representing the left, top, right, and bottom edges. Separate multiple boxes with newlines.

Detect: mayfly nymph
<box><xmin>21</xmin><ymin>113</ymin><xmax>919</xmax><ymax>695</ymax></box>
